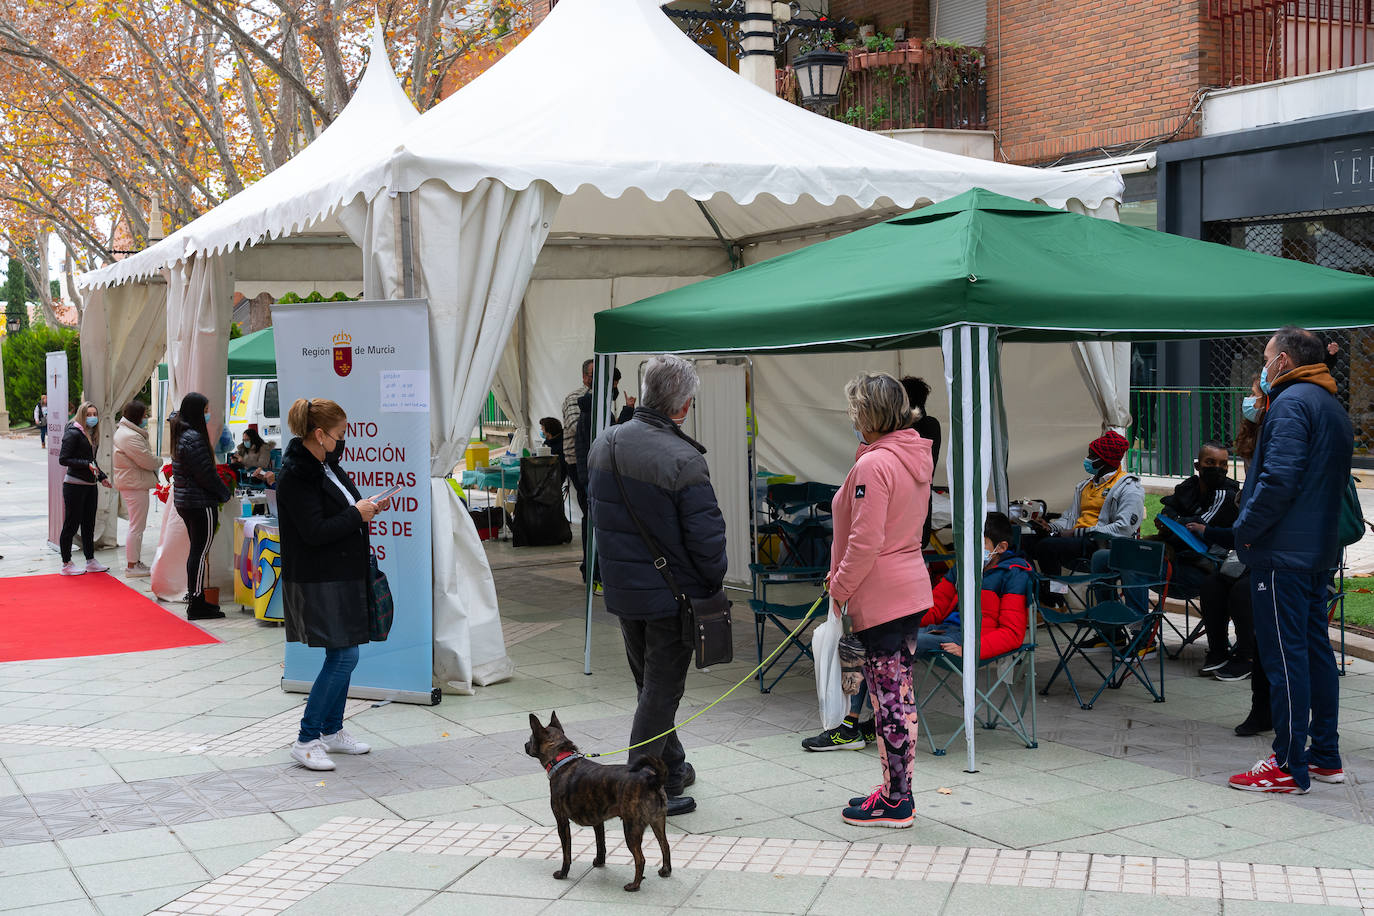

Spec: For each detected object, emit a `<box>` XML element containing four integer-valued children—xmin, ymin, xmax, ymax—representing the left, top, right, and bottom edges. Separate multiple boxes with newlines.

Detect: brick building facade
<box><xmin>829</xmin><ymin>0</ymin><xmax>929</xmax><ymax>41</ymax></box>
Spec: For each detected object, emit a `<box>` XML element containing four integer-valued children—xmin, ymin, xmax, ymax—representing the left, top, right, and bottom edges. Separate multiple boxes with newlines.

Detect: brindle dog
<box><xmin>525</xmin><ymin>711</ymin><xmax>672</xmax><ymax>891</ymax></box>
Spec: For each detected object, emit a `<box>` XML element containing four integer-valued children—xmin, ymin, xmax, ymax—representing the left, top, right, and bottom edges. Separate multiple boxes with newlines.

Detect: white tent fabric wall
<box><xmin>1073</xmin><ymin>341</ymin><xmax>1134</xmax><ymax>432</ymax></box>
<box><xmin>149</xmin><ymin>254</ymin><xmax>235</xmax><ymax>600</ymax></box>
<box><xmin>338</xmin><ymin>179</ymin><xmax>558</xmax><ymax>693</ymax></box>
<box><xmin>688</xmin><ymin>361</ymin><xmax>751</xmax><ymax>583</ymax></box>
<box><xmin>79</xmin><ymin>280</ymin><xmax>166</xmax><ymax>548</ymax></box>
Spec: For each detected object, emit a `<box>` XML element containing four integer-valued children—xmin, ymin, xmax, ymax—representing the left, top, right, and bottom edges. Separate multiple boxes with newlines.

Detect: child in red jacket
<box><xmin>915</xmin><ymin>512</ymin><xmax>1032</xmax><ymax>659</ymax></box>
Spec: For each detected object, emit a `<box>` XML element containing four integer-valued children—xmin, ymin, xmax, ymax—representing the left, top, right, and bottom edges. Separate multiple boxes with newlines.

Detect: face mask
<box><xmin>982</xmin><ymin>549</ymin><xmax>992</xmax><ymax>565</ymax></box>
<box><xmin>1241</xmin><ymin>395</ymin><xmax>1260</xmax><ymax>422</ymax></box>
<box><xmin>1083</xmin><ymin>457</ymin><xmax>1096</xmax><ymax>475</ymax></box>
<box><xmin>330</xmin><ymin>438</ymin><xmax>346</xmax><ymax>462</ymax></box>
<box><xmin>539</xmin><ymin>430</ymin><xmax>546</xmax><ymax>441</ymax></box>
<box><xmin>85</xmin><ymin>416</ymin><xmax>98</xmax><ymax>428</ymax></box>
<box><xmin>139</xmin><ymin>419</ymin><xmax>147</xmax><ymax>428</ymax></box>
<box><xmin>1199</xmin><ymin>466</ymin><xmax>1227</xmax><ymax>487</ymax></box>
<box><xmin>204</xmin><ymin>411</ymin><xmax>212</xmax><ymax>423</ymax></box>
<box><xmin>1259</xmin><ymin>355</ymin><xmax>1282</xmax><ymax>395</ymax></box>
<box><xmin>855</xmin><ymin>427</ymin><xmax>865</xmax><ymax>444</ymax></box>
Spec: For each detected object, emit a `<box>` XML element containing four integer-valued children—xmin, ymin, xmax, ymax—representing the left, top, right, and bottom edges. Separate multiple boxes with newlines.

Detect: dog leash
<box><xmin>583</xmin><ymin>590</ymin><xmax>830</xmax><ymax>759</ymax></box>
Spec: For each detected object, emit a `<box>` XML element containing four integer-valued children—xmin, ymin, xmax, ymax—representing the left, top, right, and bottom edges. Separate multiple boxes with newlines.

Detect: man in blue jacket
<box><xmin>587</xmin><ymin>354</ymin><xmax>728</xmax><ymax>817</ymax></box>
<box><xmin>1228</xmin><ymin>326</ymin><xmax>1353</xmax><ymax>795</ymax></box>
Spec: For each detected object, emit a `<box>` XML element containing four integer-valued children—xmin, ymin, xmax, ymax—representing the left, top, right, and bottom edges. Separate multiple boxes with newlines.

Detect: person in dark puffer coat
<box><xmin>1226</xmin><ymin>326</ymin><xmax>1354</xmax><ymax>796</ymax></box>
<box><xmin>587</xmin><ymin>354</ymin><xmax>726</xmax><ymax>819</ymax></box>
<box><xmin>170</xmin><ymin>392</ymin><xmax>232</xmax><ymax>620</ymax></box>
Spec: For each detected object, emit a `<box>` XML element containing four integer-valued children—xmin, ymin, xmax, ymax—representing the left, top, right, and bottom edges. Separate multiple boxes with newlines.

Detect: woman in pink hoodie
<box><xmin>829</xmin><ymin>371</ymin><xmax>934</xmax><ymax>828</ymax></box>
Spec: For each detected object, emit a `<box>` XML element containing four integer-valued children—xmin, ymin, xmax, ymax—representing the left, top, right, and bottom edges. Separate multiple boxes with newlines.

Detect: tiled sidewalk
<box><xmin>3</xmin><ymin>433</ymin><xmax>1374</xmax><ymax>913</ymax></box>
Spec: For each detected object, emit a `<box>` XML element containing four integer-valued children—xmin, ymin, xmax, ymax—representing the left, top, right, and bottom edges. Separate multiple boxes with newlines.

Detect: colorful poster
<box><xmin>46</xmin><ymin>351</ymin><xmax>68</xmax><ymax>551</ymax></box>
<box><xmin>273</xmin><ymin>300</ymin><xmax>435</xmax><ymax>704</ymax></box>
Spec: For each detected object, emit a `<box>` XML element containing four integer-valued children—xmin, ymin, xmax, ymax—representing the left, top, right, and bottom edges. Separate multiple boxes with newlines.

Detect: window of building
<box><xmin>930</xmin><ymin>0</ymin><xmax>986</xmax><ymax>45</ymax></box>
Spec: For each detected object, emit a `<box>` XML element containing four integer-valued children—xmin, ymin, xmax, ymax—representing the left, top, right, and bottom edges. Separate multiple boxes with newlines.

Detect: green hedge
<box><xmin>2</xmin><ymin>325</ymin><xmax>82</xmax><ymax>425</ymax></box>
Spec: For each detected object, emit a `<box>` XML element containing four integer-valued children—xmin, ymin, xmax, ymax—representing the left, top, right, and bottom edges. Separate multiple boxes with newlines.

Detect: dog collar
<box><xmin>545</xmin><ymin>751</ymin><xmax>582</xmax><ymax>777</ymax></box>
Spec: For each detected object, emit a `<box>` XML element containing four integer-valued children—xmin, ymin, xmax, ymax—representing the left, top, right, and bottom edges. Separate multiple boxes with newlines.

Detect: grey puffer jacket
<box><xmin>1049</xmin><ymin>469</ymin><xmax>1145</xmax><ymax>539</ymax></box>
<box><xmin>586</xmin><ymin>408</ymin><xmax>728</xmax><ymax>620</ymax></box>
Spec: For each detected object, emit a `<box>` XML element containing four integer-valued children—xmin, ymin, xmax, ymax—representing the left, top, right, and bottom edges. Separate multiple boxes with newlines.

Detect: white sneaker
<box><xmin>320</xmin><ymin>729</ymin><xmax>371</xmax><ymax>755</ymax></box>
<box><xmin>290</xmin><ymin>739</ymin><xmax>336</xmax><ymax>771</ymax></box>
<box><xmin>85</xmin><ymin>559</ymin><xmax>109</xmax><ymax>573</ymax></box>
<box><xmin>60</xmin><ymin>562</ymin><xmax>85</xmax><ymax>576</ymax></box>
<box><xmin>125</xmin><ymin>563</ymin><xmax>151</xmax><ymax>578</ymax></box>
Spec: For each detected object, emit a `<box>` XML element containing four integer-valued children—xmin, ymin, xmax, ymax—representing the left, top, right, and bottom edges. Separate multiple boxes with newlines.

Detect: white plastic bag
<box><xmin>813</xmin><ymin>602</ymin><xmax>846</xmax><ymax>730</ymax></box>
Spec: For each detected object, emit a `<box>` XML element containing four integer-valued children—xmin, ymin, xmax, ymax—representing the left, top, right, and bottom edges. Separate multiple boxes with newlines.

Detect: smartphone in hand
<box><xmin>369</xmin><ymin>484</ymin><xmax>403</xmax><ymax>506</ymax></box>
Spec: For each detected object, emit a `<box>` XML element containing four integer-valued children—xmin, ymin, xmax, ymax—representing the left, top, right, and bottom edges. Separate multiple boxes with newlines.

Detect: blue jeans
<box><xmin>298</xmin><ymin>646</ymin><xmax>359</xmax><ymax>743</ymax></box>
<box><xmin>848</xmin><ymin>680</ymin><xmax>870</xmax><ymax>718</ymax></box>
<box><xmin>914</xmin><ymin>623</ymin><xmax>965</xmax><ymax>655</ymax></box>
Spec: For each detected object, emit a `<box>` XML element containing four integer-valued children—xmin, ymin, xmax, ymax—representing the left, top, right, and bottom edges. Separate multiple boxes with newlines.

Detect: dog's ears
<box><xmin>528</xmin><ymin>712</ymin><xmax>544</xmax><ymax>734</ymax></box>
<box><xmin>549</xmin><ymin>709</ymin><xmax>562</xmax><ymax>730</ymax></box>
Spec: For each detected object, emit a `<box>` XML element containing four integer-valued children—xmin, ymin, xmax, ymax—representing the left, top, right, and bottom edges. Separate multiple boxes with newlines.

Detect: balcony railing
<box><xmin>778</xmin><ymin>43</ymin><xmax>987</xmax><ymax>132</ymax></box>
<box><xmin>1211</xmin><ymin>0</ymin><xmax>1374</xmax><ymax>86</ymax></box>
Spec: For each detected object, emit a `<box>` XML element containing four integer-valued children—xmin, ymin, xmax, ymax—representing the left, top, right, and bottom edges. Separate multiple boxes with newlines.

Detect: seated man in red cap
<box><xmin>1027</xmin><ymin>430</ymin><xmax>1144</xmax><ymax>607</ymax></box>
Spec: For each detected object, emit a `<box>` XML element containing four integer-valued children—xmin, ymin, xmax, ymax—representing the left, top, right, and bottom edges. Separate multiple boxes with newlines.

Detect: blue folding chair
<box><xmin>1038</xmin><ymin>538</ymin><xmax>1169</xmax><ymax>710</ymax></box>
<box><xmin>747</xmin><ymin>563</ymin><xmax>825</xmax><ymax>693</ymax></box>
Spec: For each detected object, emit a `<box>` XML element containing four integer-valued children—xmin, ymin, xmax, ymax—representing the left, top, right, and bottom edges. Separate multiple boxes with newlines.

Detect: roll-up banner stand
<box><xmin>273</xmin><ymin>299</ymin><xmax>438</xmax><ymax>705</ymax></box>
<box><xmin>46</xmin><ymin>351</ymin><xmax>68</xmax><ymax>551</ymax></box>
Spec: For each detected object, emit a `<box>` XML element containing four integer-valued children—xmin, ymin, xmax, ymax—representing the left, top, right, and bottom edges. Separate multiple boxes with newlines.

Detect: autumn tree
<box><xmin>0</xmin><ymin>0</ymin><xmax>536</xmax><ymax>302</ymax></box>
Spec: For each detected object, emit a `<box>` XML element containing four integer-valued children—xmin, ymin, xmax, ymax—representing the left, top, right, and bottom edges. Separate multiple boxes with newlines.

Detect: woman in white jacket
<box><xmin>112</xmin><ymin>400</ymin><xmax>161</xmax><ymax>577</ymax></box>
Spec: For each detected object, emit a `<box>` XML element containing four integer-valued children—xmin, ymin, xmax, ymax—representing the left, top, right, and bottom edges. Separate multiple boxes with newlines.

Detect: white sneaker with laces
<box><xmin>321</xmin><ymin>729</ymin><xmax>371</xmax><ymax>755</ymax></box>
<box><xmin>126</xmin><ymin>562</ymin><xmax>151</xmax><ymax>578</ymax></box>
<box><xmin>85</xmin><ymin>559</ymin><xmax>109</xmax><ymax>573</ymax></box>
<box><xmin>60</xmin><ymin>562</ymin><xmax>85</xmax><ymax>576</ymax></box>
<box><xmin>290</xmin><ymin>739</ymin><xmax>336</xmax><ymax>771</ymax></box>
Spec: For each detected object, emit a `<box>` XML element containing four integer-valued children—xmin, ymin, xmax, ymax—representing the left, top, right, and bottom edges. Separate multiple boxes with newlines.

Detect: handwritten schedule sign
<box><xmin>380</xmin><ymin>370</ymin><xmax>429</xmax><ymax>413</ymax></box>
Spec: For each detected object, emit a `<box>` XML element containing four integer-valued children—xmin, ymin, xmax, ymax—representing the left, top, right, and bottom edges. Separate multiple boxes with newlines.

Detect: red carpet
<box><xmin>0</xmin><ymin>574</ymin><xmax>220</xmax><ymax>662</ymax></box>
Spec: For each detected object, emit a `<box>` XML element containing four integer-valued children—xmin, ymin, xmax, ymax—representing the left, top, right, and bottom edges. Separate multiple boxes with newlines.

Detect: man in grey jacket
<box><xmin>1029</xmin><ymin>430</ymin><xmax>1144</xmax><ymax>604</ymax></box>
<box><xmin>587</xmin><ymin>354</ymin><xmax>727</xmax><ymax>818</ymax></box>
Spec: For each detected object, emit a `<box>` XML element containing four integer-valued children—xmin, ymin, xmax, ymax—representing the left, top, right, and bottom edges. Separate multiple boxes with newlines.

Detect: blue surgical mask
<box><xmin>982</xmin><ymin>549</ymin><xmax>992</xmax><ymax>565</ymax></box>
<box><xmin>84</xmin><ymin>416</ymin><xmax>98</xmax><ymax>428</ymax></box>
<box><xmin>1083</xmin><ymin>457</ymin><xmax>1096</xmax><ymax>475</ymax></box>
<box><xmin>204</xmin><ymin>412</ymin><xmax>212</xmax><ymax>423</ymax></box>
<box><xmin>1259</xmin><ymin>355</ymin><xmax>1281</xmax><ymax>395</ymax></box>
<box><xmin>1241</xmin><ymin>395</ymin><xmax>1260</xmax><ymax>422</ymax></box>
<box><xmin>854</xmin><ymin>427</ymin><xmax>865</xmax><ymax>444</ymax></box>
<box><xmin>139</xmin><ymin>418</ymin><xmax>147</xmax><ymax>428</ymax></box>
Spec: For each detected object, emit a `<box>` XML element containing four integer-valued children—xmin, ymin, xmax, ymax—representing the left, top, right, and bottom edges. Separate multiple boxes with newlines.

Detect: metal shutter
<box><xmin>930</xmin><ymin>0</ymin><xmax>987</xmax><ymax>45</ymax></box>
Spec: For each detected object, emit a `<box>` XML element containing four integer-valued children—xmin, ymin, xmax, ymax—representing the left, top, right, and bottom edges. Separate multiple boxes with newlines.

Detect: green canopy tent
<box><xmin>586</xmin><ymin>188</ymin><xmax>1374</xmax><ymax>773</ymax></box>
<box><xmin>156</xmin><ymin>326</ymin><xmax>277</xmax><ymax>381</ymax></box>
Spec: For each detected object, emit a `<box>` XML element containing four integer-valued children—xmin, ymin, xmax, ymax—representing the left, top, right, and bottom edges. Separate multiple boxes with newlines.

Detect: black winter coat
<box><xmin>172</xmin><ymin>428</ymin><xmax>231</xmax><ymax>508</ymax></box>
<box><xmin>1157</xmin><ymin>474</ymin><xmax>1240</xmax><ymax>569</ymax></box>
<box><xmin>58</xmin><ymin>423</ymin><xmax>103</xmax><ymax>483</ymax></box>
<box><xmin>276</xmin><ymin>437</ymin><xmax>371</xmax><ymax>649</ymax></box>
<box><xmin>587</xmin><ymin>408</ymin><xmax>728</xmax><ymax>619</ymax></box>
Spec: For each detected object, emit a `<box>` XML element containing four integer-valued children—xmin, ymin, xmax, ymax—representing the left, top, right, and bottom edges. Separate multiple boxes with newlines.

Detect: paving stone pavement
<box><xmin>3</xmin><ymin>432</ymin><xmax>1374</xmax><ymax>914</ymax></box>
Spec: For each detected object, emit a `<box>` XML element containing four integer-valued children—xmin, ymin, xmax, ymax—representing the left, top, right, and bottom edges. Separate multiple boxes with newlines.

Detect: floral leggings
<box><xmin>861</xmin><ymin>633</ymin><xmax>920</xmax><ymax>799</ymax></box>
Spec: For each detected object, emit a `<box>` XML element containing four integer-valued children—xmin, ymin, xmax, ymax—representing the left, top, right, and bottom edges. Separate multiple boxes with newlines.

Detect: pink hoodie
<box><xmin>829</xmin><ymin>427</ymin><xmax>934</xmax><ymax>632</ymax></box>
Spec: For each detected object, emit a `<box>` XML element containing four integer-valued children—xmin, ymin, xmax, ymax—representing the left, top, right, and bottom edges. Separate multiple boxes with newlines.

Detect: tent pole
<box><xmin>695</xmin><ymin>201</ymin><xmax>741</xmax><ymax>270</ymax></box>
<box><xmin>583</xmin><ymin>354</ymin><xmax>615</xmax><ymax>675</ymax></box>
<box><xmin>399</xmin><ymin>191</ymin><xmax>415</xmax><ymax>299</ymax></box>
<box><xmin>990</xmin><ymin>336</ymin><xmax>1010</xmax><ymax>512</ymax></box>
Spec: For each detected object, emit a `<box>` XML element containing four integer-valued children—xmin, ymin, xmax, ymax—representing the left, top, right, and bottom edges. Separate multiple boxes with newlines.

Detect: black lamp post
<box><xmin>792</xmin><ymin>49</ymin><xmax>848</xmax><ymax>112</ymax></box>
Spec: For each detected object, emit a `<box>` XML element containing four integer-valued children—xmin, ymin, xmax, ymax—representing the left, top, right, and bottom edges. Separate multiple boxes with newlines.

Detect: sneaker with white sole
<box><xmin>1310</xmin><ymin>766</ymin><xmax>1345</xmax><ymax>784</ymax></box>
<box><xmin>841</xmin><ymin>787</ymin><xmax>914</xmax><ymax>828</ymax></box>
<box><xmin>320</xmin><ymin>729</ymin><xmax>370</xmax><ymax>755</ymax></box>
<box><xmin>290</xmin><ymin>739</ymin><xmax>336</xmax><ymax>771</ymax></box>
<box><xmin>84</xmin><ymin>559</ymin><xmax>109</xmax><ymax>573</ymax></box>
<box><xmin>1229</xmin><ymin>754</ymin><xmax>1307</xmax><ymax>794</ymax></box>
<box><xmin>60</xmin><ymin>562</ymin><xmax>85</xmax><ymax>576</ymax></box>
<box><xmin>125</xmin><ymin>562</ymin><xmax>151</xmax><ymax>578</ymax></box>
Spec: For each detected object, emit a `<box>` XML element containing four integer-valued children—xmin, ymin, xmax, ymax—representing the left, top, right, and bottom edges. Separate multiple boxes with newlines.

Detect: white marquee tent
<box><xmin>80</xmin><ymin>0</ymin><xmax>1124</xmax><ymax>699</ymax></box>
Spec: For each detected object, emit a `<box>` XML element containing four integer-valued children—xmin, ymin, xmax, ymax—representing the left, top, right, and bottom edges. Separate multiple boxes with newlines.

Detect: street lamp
<box><xmin>791</xmin><ymin>49</ymin><xmax>847</xmax><ymax>112</ymax></box>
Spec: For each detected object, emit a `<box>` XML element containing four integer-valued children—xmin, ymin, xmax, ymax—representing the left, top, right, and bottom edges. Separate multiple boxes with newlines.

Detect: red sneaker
<box><xmin>1229</xmin><ymin>755</ymin><xmax>1309</xmax><ymax>794</ymax></box>
<box><xmin>1309</xmin><ymin>766</ymin><xmax>1345</xmax><ymax>784</ymax></box>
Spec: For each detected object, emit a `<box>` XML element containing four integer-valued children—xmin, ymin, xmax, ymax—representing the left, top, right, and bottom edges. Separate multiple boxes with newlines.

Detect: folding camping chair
<box><xmin>748</xmin><ymin>563</ymin><xmax>826</xmax><ymax>693</ymax></box>
<box><xmin>756</xmin><ymin>483</ymin><xmax>838</xmax><ymax>569</ymax></box>
<box><xmin>1038</xmin><ymin>538</ymin><xmax>1169</xmax><ymax>710</ymax></box>
<box><xmin>912</xmin><ymin>598</ymin><xmax>1038</xmax><ymax>756</ymax></box>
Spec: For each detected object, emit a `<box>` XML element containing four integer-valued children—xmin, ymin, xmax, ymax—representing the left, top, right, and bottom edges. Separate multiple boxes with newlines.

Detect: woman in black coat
<box><xmin>170</xmin><ymin>393</ymin><xmax>232</xmax><ymax>620</ymax></box>
<box><xmin>58</xmin><ymin>400</ymin><xmax>112</xmax><ymax>576</ymax></box>
<box><xmin>276</xmin><ymin>397</ymin><xmax>389</xmax><ymax>772</ymax></box>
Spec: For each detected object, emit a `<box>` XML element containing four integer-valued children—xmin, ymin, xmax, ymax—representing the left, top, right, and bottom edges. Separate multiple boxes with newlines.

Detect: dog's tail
<box><xmin>629</xmin><ymin>756</ymin><xmax>669</xmax><ymax>790</ymax></box>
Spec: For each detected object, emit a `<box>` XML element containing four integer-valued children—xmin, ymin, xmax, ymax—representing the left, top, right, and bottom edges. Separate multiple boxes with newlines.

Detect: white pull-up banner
<box><xmin>274</xmin><ymin>299</ymin><xmax>437</xmax><ymax>705</ymax></box>
<box><xmin>46</xmin><ymin>351</ymin><xmax>68</xmax><ymax>551</ymax></box>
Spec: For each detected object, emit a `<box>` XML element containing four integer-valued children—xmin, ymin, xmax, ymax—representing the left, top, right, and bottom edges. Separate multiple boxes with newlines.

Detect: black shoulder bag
<box><xmin>609</xmin><ymin>436</ymin><xmax>733</xmax><ymax>669</ymax></box>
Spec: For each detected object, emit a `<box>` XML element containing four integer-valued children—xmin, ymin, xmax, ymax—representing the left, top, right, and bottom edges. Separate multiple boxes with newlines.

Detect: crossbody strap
<box><xmin>609</xmin><ymin>436</ymin><xmax>686</xmax><ymax>603</ymax></box>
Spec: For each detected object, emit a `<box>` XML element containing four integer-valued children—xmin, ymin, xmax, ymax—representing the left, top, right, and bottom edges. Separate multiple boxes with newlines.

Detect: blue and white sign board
<box><xmin>273</xmin><ymin>299</ymin><xmax>437</xmax><ymax>705</ymax></box>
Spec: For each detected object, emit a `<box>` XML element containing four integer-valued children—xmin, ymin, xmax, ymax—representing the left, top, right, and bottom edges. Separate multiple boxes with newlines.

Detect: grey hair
<box><xmin>845</xmin><ymin>371</ymin><xmax>914</xmax><ymax>437</ymax></box>
<box><xmin>641</xmin><ymin>354</ymin><xmax>700</xmax><ymax>414</ymax></box>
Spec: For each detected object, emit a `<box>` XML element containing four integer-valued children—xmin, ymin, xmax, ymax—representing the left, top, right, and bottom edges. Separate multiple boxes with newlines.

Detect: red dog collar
<box><xmin>545</xmin><ymin>751</ymin><xmax>582</xmax><ymax>777</ymax></box>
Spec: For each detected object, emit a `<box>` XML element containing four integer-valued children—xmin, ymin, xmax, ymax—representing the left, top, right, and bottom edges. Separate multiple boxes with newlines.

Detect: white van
<box><xmin>225</xmin><ymin>378</ymin><xmax>283</xmax><ymax>446</ymax></box>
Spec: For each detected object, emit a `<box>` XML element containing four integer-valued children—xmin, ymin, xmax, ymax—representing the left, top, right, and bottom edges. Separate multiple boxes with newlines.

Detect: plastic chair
<box><xmin>912</xmin><ymin>595</ymin><xmax>1038</xmax><ymax>756</ymax></box>
<box><xmin>1039</xmin><ymin>538</ymin><xmax>1169</xmax><ymax>710</ymax></box>
<box><xmin>747</xmin><ymin>563</ymin><xmax>825</xmax><ymax>693</ymax></box>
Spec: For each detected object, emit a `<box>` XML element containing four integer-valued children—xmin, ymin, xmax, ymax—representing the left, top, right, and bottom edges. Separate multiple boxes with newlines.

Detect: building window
<box><xmin>930</xmin><ymin>0</ymin><xmax>986</xmax><ymax>45</ymax></box>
